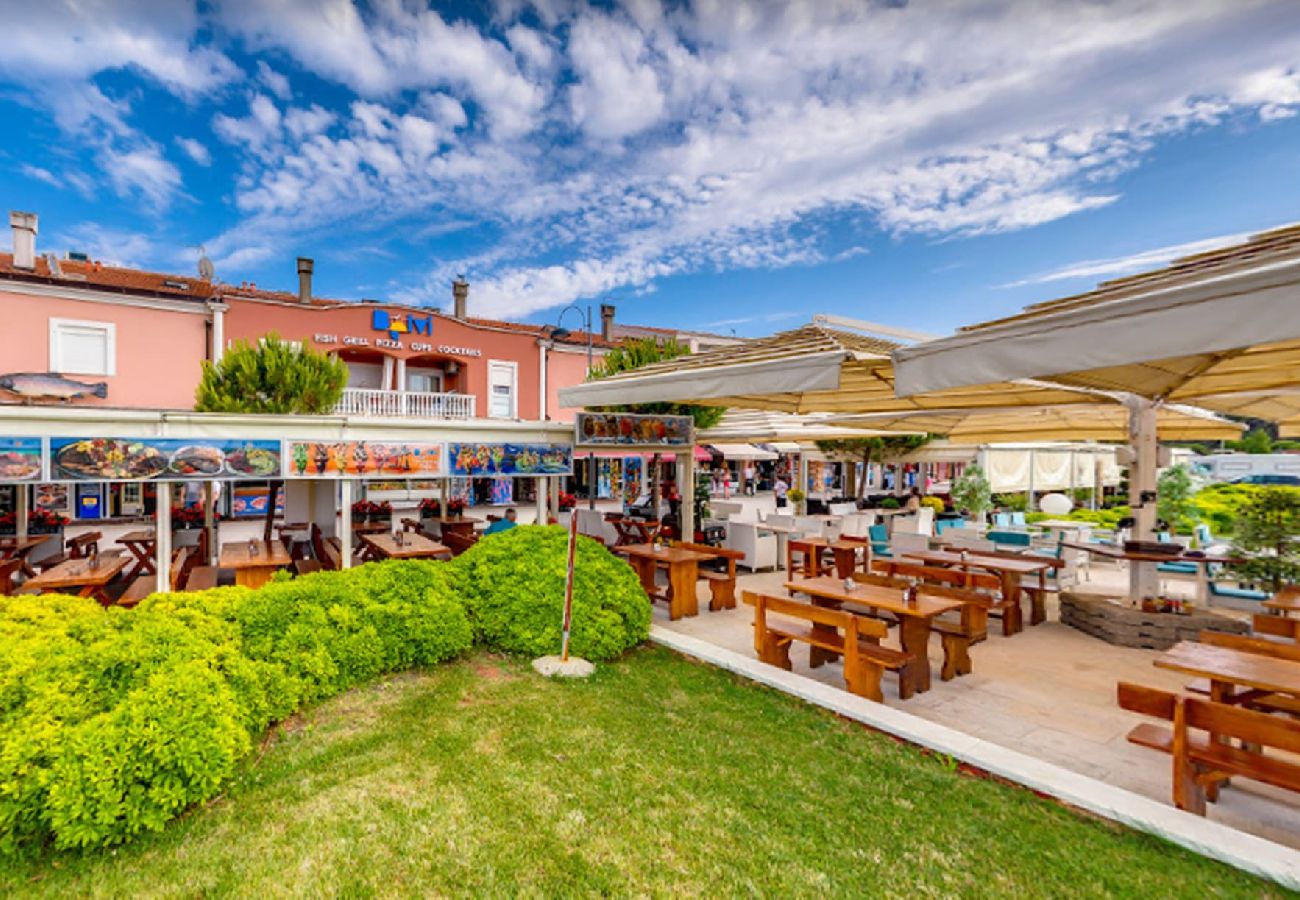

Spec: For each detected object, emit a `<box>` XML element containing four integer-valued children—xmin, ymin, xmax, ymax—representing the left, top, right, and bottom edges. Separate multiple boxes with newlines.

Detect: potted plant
<box><xmin>557</xmin><ymin>491</ymin><xmax>577</xmax><ymax>512</ymax></box>
<box><xmin>787</xmin><ymin>487</ymin><xmax>806</xmax><ymax>515</ymax></box>
<box><xmin>0</xmin><ymin>507</ymin><xmax>69</xmax><ymax>536</ymax></box>
<box><xmin>951</xmin><ymin>463</ymin><xmax>992</xmax><ymax>525</ymax></box>
<box><xmin>447</xmin><ymin>497</ymin><xmax>468</xmax><ymax>519</ymax></box>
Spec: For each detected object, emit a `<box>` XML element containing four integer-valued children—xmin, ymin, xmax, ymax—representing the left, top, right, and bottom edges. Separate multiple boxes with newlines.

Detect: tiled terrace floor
<box><xmin>653</xmin><ymin>565</ymin><xmax>1300</xmax><ymax>849</ymax></box>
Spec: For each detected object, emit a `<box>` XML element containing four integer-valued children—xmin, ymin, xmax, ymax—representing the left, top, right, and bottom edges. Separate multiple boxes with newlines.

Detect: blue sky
<box><xmin>2</xmin><ymin>1</ymin><xmax>1300</xmax><ymax>338</ymax></box>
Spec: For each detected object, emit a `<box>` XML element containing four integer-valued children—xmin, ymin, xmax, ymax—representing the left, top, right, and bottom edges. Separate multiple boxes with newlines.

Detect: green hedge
<box><xmin>455</xmin><ymin>525</ymin><xmax>651</xmax><ymax>661</ymax></box>
<box><xmin>0</xmin><ymin>534</ymin><xmax>649</xmax><ymax>855</ymax></box>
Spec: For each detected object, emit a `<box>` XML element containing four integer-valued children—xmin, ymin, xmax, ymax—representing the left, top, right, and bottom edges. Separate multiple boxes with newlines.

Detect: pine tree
<box><xmin>195</xmin><ymin>334</ymin><xmax>348</xmax><ymax>415</ymax></box>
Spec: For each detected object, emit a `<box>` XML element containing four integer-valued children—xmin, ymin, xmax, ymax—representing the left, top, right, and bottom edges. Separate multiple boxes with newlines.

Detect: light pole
<box><xmin>551</xmin><ymin>304</ymin><xmax>597</xmax><ymax>510</ymax></box>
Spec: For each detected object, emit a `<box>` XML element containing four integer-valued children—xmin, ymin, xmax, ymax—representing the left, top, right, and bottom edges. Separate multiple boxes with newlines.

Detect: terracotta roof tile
<box><xmin>0</xmin><ymin>252</ymin><xmax>214</xmax><ymax>301</ymax></box>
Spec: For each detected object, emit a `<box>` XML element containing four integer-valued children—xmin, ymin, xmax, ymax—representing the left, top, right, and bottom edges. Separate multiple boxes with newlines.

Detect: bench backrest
<box><xmin>871</xmin><ymin>559</ymin><xmax>999</xmax><ymax>592</ymax></box>
<box><xmin>743</xmin><ymin>590</ymin><xmax>888</xmax><ymax>641</ymax></box>
<box><xmin>1197</xmin><ymin>630</ymin><xmax>1300</xmax><ymax>662</ymax></box>
<box><xmin>0</xmin><ymin>558</ymin><xmax>19</xmax><ymax>595</ymax></box>
<box><xmin>673</xmin><ymin>541</ymin><xmax>744</xmax><ymax>572</ymax></box>
<box><xmin>1253</xmin><ymin>614</ymin><xmax>1300</xmax><ymax>642</ymax></box>
<box><xmin>170</xmin><ymin>546</ymin><xmax>192</xmax><ymax>592</ymax></box>
<box><xmin>320</xmin><ymin>539</ymin><xmax>342</xmax><ymax>571</ymax></box>
<box><xmin>917</xmin><ymin>583</ymin><xmax>992</xmax><ymax>608</ymax></box>
<box><xmin>1183</xmin><ymin>697</ymin><xmax>1300</xmax><ymax>757</ymax></box>
<box><xmin>852</xmin><ymin>572</ymin><xmax>909</xmax><ymax>590</ymax></box>
<box><xmin>1116</xmin><ymin>681</ymin><xmax>1178</xmax><ymax>720</ymax></box>
<box><xmin>67</xmin><ymin>531</ymin><xmax>103</xmax><ymax>557</ymax></box>
<box><xmin>443</xmin><ymin>529</ymin><xmax>479</xmax><ymax>556</ymax></box>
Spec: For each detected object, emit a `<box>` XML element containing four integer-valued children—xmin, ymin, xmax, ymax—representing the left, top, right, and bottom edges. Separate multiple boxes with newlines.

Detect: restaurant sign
<box><xmin>285</xmin><ymin>441</ymin><xmax>444</xmax><ymax>478</ymax></box>
<box><xmin>575</xmin><ymin>413</ymin><xmax>694</xmax><ymax>447</ymax></box>
<box><xmin>448</xmin><ymin>442</ymin><xmax>572</xmax><ymax>476</ymax></box>
<box><xmin>49</xmin><ymin>438</ymin><xmax>282</xmax><ymax>482</ymax></box>
<box><xmin>0</xmin><ymin>437</ymin><xmax>43</xmax><ymax>483</ymax></box>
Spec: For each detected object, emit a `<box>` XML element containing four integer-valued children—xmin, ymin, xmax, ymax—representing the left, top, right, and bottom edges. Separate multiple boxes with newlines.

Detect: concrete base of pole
<box><xmin>532</xmin><ymin>655</ymin><xmax>595</xmax><ymax>678</ymax></box>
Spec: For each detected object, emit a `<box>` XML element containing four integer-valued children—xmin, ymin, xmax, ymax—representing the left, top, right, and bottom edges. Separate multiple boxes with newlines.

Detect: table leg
<box><xmin>808</xmin><ymin>596</ymin><xmax>842</xmax><ymax>668</ymax></box>
<box><xmin>833</xmin><ymin>547</ymin><xmax>856</xmax><ymax>580</ymax></box>
<box><xmin>1000</xmin><ymin>572</ymin><xmax>1023</xmax><ymax>635</ymax></box>
<box><xmin>961</xmin><ymin>602</ymin><xmax>989</xmax><ymax>643</ymax></box>
<box><xmin>1029</xmin><ymin>571</ymin><xmax>1047</xmax><ymax>625</ymax></box>
<box><xmin>631</xmin><ymin>557</ymin><xmax>656</xmax><ymax>596</ymax></box>
<box><xmin>235</xmin><ymin>567</ymin><xmax>277</xmax><ymax>590</ymax></box>
<box><xmin>668</xmin><ymin>560</ymin><xmax>699</xmax><ymax>619</ymax></box>
<box><xmin>898</xmin><ymin>616</ymin><xmax>932</xmax><ymax>695</ymax></box>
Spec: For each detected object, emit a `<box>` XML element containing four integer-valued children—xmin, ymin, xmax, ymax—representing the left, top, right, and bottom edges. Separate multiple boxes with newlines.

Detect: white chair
<box><xmin>891</xmin><ymin>507</ymin><xmax>934</xmax><ymax>536</ymax></box>
<box><xmin>828</xmin><ymin>501</ymin><xmax>857</xmax><ymax>516</ymax></box>
<box><xmin>889</xmin><ymin>532</ymin><xmax>931</xmax><ymax>556</ymax></box>
<box><xmin>795</xmin><ymin>515</ymin><xmax>829</xmax><ymax>537</ymax></box>
<box><xmin>724</xmin><ymin>521</ymin><xmax>778</xmax><ymax>571</ymax></box>
<box><xmin>943</xmin><ymin>526</ymin><xmax>984</xmax><ymax>544</ymax></box>
<box><xmin>839</xmin><ymin>512</ymin><xmax>875</xmax><ymax>538</ymax></box>
<box><xmin>576</xmin><ymin>509</ymin><xmax>619</xmax><ymax>546</ymax></box>
<box><xmin>711</xmin><ymin>500</ymin><xmax>745</xmax><ymax>519</ymax></box>
<box><xmin>947</xmin><ymin>535</ymin><xmax>996</xmax><ymax>553</ymax></box>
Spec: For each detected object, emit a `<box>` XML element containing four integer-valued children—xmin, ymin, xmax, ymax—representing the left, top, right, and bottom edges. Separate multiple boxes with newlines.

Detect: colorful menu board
<box><xmin>447</xmin><ymin>443</ymin><xmax>572</xmax><ymax>476</ymax></box>
<box><xmin>49</xmin><ymin>438</ymin><xmax>282</xmax><ymax>482</ymax></box>
<box><xmin>285</xmin><ymin>441</ymin><xmax>444</xmax><ymax>478</ymax></box>
<box><xmin>0</xmin><ymin>438</ymin><xmax>43</xmax><ymax>483</ymax></box>
<box><xmin>575</xmin><ymin>413</ymin><xmax>693</xmax><ymax>447</ymax></box>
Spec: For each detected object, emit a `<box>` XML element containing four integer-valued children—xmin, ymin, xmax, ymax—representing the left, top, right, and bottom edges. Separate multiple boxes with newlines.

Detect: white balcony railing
<box><xmin>334</xmin><ymin>388</ymin><xmax>476</xmax><ymax>420</ymax></box>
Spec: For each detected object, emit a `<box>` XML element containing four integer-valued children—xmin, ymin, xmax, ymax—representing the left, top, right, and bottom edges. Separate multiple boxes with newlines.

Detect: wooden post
<box><xmin>156</xmin><ymin>482</ymin><xmax>172</xmax><ymax>593</ymax></box>
<box><xmin>339</xmin><ymin>480</ymin><xmax>354</xmax><ymax>569</ymax></box>
<box><xmin>15</xmin><ymin>484</ymin><xmax>28</xmax><ymax>543</ymax></box>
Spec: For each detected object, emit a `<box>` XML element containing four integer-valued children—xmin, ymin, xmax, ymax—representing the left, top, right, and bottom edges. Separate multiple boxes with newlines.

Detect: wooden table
<box><xmin>903</xmin><ymin>549</ymin><xmax>1055</xmax><ymax>629</ymax></box>
<box><xmin>116</xmin><ymin>530</ymin><xmax>157</xmax><ymax>580</ymax></box>
<box><xmin>220</xmin><ymin>540</ymin><xmax>292</xmax><ymax>589</ymax></box>
<box><xmin>23</xmin><ymin>554</ymin><xmax>129</xmax><ymax>604</ymax></box>
<box><xmin>787</xmin><ymin>536</ymin><xmax>864</xmax><ymax>579</ymax></box>
<box><xmin>0</xmin><ymin>534</ymin><xmax>52</xmax><ymax>578</ymax></box>
<box><xmin>1155</xmin><ymin>640</ymin><xmax>1300</xmax><ymax>704</ymax></box>
<box><xmin>786</xmin><ymin>576</ymin><xmax>966</xmax><ymax>694</ymax></box>
<box><xmin>360</xmin><ymin>531</ymin><xmax>450</xmax><ymax>560</ymax></box>
<box><xmin>612</xmin><ymin>518</ymin><xmax>662</xmax><ymax>547</ymax></box>
<box><xmin>1263</xmin><ymin>586</ymin><xmax>1300</xmax><ymax>618</ymax></box>
<box><xmin>621</xmin><ymin>543</ymin><xmax>713</xmax><ymax>620</ymax></box>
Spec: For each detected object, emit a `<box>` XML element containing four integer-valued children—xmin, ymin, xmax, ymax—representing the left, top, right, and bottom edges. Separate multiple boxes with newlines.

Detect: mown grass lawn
<box><xmin>0</xmin><ymin>647</ymin><xmax>1285</xmax><ymax>897</ymax></box>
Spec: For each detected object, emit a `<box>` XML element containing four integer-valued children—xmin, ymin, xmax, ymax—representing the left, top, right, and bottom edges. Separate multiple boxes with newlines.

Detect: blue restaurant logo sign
<box><xmin>371</xmin><ymin>309</ymin><xmax>432</xmax><ymax>341</ymax></box>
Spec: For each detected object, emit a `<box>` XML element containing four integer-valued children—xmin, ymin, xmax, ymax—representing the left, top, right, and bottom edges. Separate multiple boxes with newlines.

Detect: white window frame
<box><xmin>49</xmin><ymin>317</ymin><xmax>116</xmax><ymax>376</ymax></box>
<box><xmin>487</xmin><ymin>359</ymin><xmax>518</xmax><ymax>420</ymax></box>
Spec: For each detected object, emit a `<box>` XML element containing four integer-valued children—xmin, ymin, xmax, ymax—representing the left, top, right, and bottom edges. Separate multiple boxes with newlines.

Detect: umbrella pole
<box><xmin>1127</xmin><ymin>397</ymin><xmax>1161</xmax><ymax>602</ymax></box>
<box><xmin>561</xmin><ymin>512</ymin><xmax>578</xmax><ymax>661</ymax></box>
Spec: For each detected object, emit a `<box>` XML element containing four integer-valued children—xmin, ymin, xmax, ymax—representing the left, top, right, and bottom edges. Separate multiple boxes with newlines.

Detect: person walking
<box><xmin>774</xmin><ymin>475</ymin><xmax>789</xmax><ymax>509</ymax></box>
<box><xmin>743</xmin><ymin>462</ymin><xmax>756</xmax><ymax>496</ymax></box>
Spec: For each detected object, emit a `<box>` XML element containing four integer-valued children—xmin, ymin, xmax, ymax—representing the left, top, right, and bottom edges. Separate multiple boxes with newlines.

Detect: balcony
<box><xmin>334</xmin><ymin>388</ymin><xmax>476</xmax><ymax>420</ymax></box>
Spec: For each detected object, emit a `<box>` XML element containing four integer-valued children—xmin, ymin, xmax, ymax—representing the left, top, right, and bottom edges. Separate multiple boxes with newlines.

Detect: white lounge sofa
<box><xmin>725</xmin><ymin>521</ymin><xmax>779</xmax><ymax>571</ymax></box>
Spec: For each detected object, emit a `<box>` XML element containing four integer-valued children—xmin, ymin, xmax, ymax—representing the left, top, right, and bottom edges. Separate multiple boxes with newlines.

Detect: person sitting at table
<box><xmin>905</xmin><ymin>487</ymin><xmax>922</xmax><ymax>512</ymax></box>
<box><xmin>483</xmin><ymin>508</ymin><xmax>518</xmax><ymax>536</ymax></box>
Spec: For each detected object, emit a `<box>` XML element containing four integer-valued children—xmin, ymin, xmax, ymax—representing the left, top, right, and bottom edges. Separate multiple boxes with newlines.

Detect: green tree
<box><xmin>587</xmin><ymin>338</ymin><xmax>725</xmax><ymax>430</ymax></box>
<box><xmin>1230</xmin><ymin>487</ymin><xmax>1300</xmax><ymax>594</ymax></box>
<box><xmin>1156</xmin><ymin>463</ymin><xmax>1196</xmax><ymax>532</ymax></box>
<box><xmin>196</xmin><ymin>334</ymin><xmax>349</xmax><ymax>414</ymax></box>
<box><xmin>951</xmin><ymin>464</ymin><xmax>993</xmax><ymax>524</ymax></box>
<box><xmin>195</xmin><ymin>334</ymin><xmax>349</xmax><ymax>539</ymax></box>
<box><xmin>814</xmin><ymin>435</ymin><xmax>932</xmax><ymax>499</ymax></box>
<box><xmin>588</xmin><ymin>338</ymin><xmax>726</xmax><ymax>513</ymax></box>
<box><xmin>1226</xmin><ymin>428</ymin><xmax>1274</xmax><ymax>454</ymax></box>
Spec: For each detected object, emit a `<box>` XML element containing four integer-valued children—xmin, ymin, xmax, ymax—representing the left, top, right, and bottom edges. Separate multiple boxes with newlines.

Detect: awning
<box><xmin>558</xmin><ymin>322</ymin><xmax>1099</xmax><ymax>414</ymax></box>
<box><xmin>768</xmin><ymin>441</ymin><xmax>802</xmax><ymax>453</ymax></box>
<box><xmin>707</xmin><ymin>443</ymin><xmax>778</xmax><ymax>461</ymax></box>
<box><xmin>697</xmin><ymin>408</ymin><xmax>886</xmax><ymax>442</ymax></box>
<box><xmin>830</xmin><ymin>403</ymin><xmax>1242</xmax><ymax>444</ymax></box>
<box><xmin>891</xmin><ymin>223</ymin><xmax>1300</xmax><ymax>428</ymax></box>
<box><xmin>693</xmin><ymin>445</ymin><xmax>713</xmax><ymax>462</ymax></box>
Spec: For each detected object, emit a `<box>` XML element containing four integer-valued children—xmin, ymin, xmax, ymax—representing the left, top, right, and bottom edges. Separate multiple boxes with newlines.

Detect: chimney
<box><xmin>296</xmin><ymin>257</ymin><xmax>314</xmax><ymax>304</ymax></box>
<box><xmin>452</xmin><ymin>276</ymin><xmax>469</xmax><ymax>320</ymax></box>
<box><xmin>9</xmin><ymin>211</ymin><xmax>37</xmax><ymax>270</ymax></box>
<box><xmin>600</xmin><ymin>303</ymin><xmax>615</xmax><ymax>342</ymax></box>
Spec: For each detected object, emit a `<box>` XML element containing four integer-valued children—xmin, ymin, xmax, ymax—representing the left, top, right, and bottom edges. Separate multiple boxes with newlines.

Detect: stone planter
<box><xmin>1059</xmin><ymin>592</ymin><xmax>1247</xmax><ymax>650</ymax></box>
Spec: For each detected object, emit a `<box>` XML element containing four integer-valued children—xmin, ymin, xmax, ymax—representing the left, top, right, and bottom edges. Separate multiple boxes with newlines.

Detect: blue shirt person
<box><xmin>483</xmin><ymin>508</ymin><xmax>518</xmax><ymax>536</ymax></box>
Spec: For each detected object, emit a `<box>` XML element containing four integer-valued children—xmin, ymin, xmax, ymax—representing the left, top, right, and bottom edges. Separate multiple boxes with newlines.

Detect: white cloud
<box><xmin>1003</xmin><ymin>229</ymin><xmax>1267</xmax><ymax>287</ymax></box>
<box><xmin>54</xmin><ymin>223</ymin><xmax>161</xmax><ymax>269</ymax></box>
<box><xmin>256</xmin><ymin>60</ymin><xmax>292</xmax><ymax>100</ymax></box>
<box><xmin>568</xmin><ymin>12</ymin><xmax>665</xmax><ymax>139</ymax></box>
<box><xmin>20</xmin><ymin>164</ymin><xmax>60</xmax><ymax>188</ymax></box>
<box><xmin>101</xmin><ymin>145</ymin><xmax>183</xmax><ymax>208</ymax></box>
<box><xmin>176</xmin><ymin>137</ymin><xmax>212</xmax><ymax>166</ymax></box>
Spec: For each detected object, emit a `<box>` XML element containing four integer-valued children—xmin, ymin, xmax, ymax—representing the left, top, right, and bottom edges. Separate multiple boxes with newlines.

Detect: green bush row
<box><xmin>0</xmin><ymin>526</ymin><xmax>648</xmax><ymax>855</ymax></box>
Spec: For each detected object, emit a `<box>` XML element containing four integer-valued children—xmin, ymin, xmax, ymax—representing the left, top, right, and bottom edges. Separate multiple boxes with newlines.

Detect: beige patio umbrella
<box><xmin>558</xmin><ymin>321</ymin><xmax>1101</xmax><ymax>414</ymax></box>
<box><xmin>699</xmin><ymin>408</ymin><xmax>896</xmax><ymax>443</ymax></box>
<box><xmin>892</xmin><ymin>223</ymin><xmax>1300</xmax><ymax>598</ymax></box>
<box><xmin>830</xmin><ymin>403</ymin><xmax>1244</xmax><ymax>444</ymax></box>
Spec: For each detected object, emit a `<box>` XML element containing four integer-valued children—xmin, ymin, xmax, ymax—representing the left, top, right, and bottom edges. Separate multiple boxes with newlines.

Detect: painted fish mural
<box><xmin>0</xmin><ymin>373</ymin><xmax>108</xmax><ymax>402</ymax></box>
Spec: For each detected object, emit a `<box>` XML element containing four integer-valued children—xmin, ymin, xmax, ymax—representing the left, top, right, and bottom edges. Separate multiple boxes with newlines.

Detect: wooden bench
<box><xmin>294</xmin><ymin>559</ymin><xmax>323</xmax><ymax>577</ymax></box>
<box><xmin>117</xmin><ymin>577</ymin><xmax>155</xmax><ymax>608</ymax></box>
<box><xmin>1117</xmin><ymin>681</ymin><xmax>1300</xmax><ymax>815</ymax></box>
<box><xmin>66</xmin><ymin>531</ymin><xmax>104</xmax><ymax>559</ymax></box>
<box><xmin>0</xmin><ymin>558</ymin><xmax>19</xmax><ymax>596</ymax></box>
<box><xmin>170</xmin><ymin>546</ymin><xmax>193</xmax><ymax>592</ymax></box>
<box><xmin>1254</xmin><ymin>613</ymin><xmax>1300</xmax><ymax>643</ymax></box>
<box><xmin>320</xmin><ymin>540</ymin><xmax>342</xmax><ymax>571</ymax></box>
<box><xmin>849</xmin><ymin>573</ymin><xmax>977</xmax><ymax>681</ymax></box>
<box><xmin>442</xmin><ymin>529</ymin><xmax>479</xmax><ymax>557</ymax></box>
<box><xmin>743</xmin><ymin>590</ymin><xmax>913</xmax><ymax>702</ymax></box>
<box><xmin>186</xmin><ymin>566</ymin><xmax>219</xmax><ymax>590</ymax></box>
<box><xmin>870</xmin><ymin>559</ymin><xmax>1003</xmax><ymax>640</ymax></box>
<box><xmin>674</xmin><ymin>541</ymin><xmax>745</xmax><ymax>611</ymax></box>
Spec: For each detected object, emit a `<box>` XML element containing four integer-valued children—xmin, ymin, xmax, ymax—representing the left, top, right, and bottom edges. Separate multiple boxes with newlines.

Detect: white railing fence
<box><xmin>334</xmin><ymin>388</ymin><xmax>476</xmax><ymax>420</ymax></box>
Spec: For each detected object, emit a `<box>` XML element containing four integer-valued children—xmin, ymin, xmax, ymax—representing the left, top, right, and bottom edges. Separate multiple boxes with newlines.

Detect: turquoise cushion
<box><xmin>869</xmin><ymin>524</ymin><xmax>888</xmax><ymax>542</ymax></box>
<box><xmin>1209</xmin><ymin>584</ymin><xmax>1269</xmax><ymax>601</ymax></box>
<box><xmin>988</xmin><ymin>530</ymin><xmax>1031</xmax><ymax>547</ymax></box>
<box><xmin>871</xmin><ymin>545</ymin><xmax>892</xmax><ymax>557</ymax></box>
<box><xmin>1157</xmin><ymin>561</ymin><xmax>1199</xmax><ymax>574</ymax></box>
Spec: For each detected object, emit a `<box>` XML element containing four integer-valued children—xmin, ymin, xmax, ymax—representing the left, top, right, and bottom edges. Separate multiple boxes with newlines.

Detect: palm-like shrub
<box><xmin>1230</xmin><ymin>487</ymin><xmax>1300</xmax><ymax>593</ymax></box>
